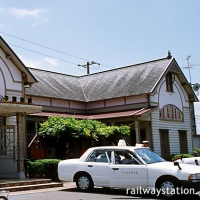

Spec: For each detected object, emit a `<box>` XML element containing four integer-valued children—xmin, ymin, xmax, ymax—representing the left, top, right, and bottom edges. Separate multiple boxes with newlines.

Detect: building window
<box><xmin>166</xmin><ymin>72</ymin><xmax>174</xmax><ymax>92</ymax></box>
<box><xmin>160</xmin><ymin>104</ymin><xmax>183</xmax><ymax>121</ymax></box>
<box><xmin>0</xmin><ymin>117</ymin><xmax>5</xmax><ymax>125</ymax></box>
<box><xmin>27</xmin><ymin>121</ymin><xmax>36</xmax><ymax>146</ymax></box>
<box><xmin>26</xmin><ymin>120</ymin><xmax>43</xmax><ymax>146</ymax></box>
<box><xmin>179</xmin><ymin>130</ymin><xmax>188</xmax><ymax>153</ymax></box>
<box><xmin>160</xmin><ymin>129</ymin><xmax>170</xmax><ymax>157</ymax></box>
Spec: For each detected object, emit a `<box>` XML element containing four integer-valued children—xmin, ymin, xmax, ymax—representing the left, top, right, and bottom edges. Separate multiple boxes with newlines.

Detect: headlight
<box><xmin>188</xmin><ymin>173</ymin><xmax>200</xmax><ymax>180</ymax></box>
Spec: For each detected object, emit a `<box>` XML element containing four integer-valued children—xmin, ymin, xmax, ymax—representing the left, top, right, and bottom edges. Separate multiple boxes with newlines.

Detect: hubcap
<box><xmin>78</xmin><ymin>176</ymin><xmax>89</xmax><ymax>189</ymax></box>
<box><xmin>161</xmin><ymin>181</ymin><xmax>175</xmax><ymax>196</ymax></box>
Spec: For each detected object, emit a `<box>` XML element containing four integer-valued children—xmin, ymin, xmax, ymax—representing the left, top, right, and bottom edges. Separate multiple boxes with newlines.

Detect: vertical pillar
<box><xmin>135</xmin><ymin>120</ymin><xmax>140</xmax><ymax>144</ymax></box>
<box><xmin>16</xmin><ymin>113</ymin><xmax>25</xmax><ymax>179</ymax></box>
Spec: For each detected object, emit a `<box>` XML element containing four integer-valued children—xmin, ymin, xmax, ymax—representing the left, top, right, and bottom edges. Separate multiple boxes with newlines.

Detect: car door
<box><xmin>109</xmin><ymin>150</ymin><xmax>148</xmax><ymax>188</ymax></box>
<box><xmin>84</xmin><ymin>150</ymin><xmax>112</xmax><ymax>187</ymax></box>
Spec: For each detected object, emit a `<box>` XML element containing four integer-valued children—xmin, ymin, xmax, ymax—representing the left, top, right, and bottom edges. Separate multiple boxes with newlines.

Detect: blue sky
<box><xmin>1</xmin><ymin>1</ymin><xmax>200</xmax><ymax>132</ymax></box>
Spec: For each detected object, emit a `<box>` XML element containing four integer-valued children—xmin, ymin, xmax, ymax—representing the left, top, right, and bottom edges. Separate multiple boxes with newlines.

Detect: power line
<box><xmin>0</xmin><ymin>31</ymin><xmax>114</xmax><ymax>69</ymax></box>
<box><xmin>9</xmin><ymin>43</ymin><xmax>78</xmax><ymax>65</ymax></box>
<box><xmin>1</xmin><ymin>31</ymin><xmax>89</xmax><ymax>62</ymax></box>
<box><xmin>78</xmin><ymin>61</ymin><xmax>100</xmax><ymax>74</ymax></box>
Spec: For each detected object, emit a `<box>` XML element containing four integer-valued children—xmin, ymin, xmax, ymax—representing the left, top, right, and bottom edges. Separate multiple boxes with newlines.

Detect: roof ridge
<box><xmin>79</xmin><ymin>56</ymin><xmax>172</xmax><ymax>77</ymax></box>
<box><xmin>28</xmin><ymin>56</ymin><xmax>172</xmax><ymax>78</ymax></box>
<box><xmin>27</xmin><ymin>67</ymin><xmax>78</xmax><ymax>78</ymax></box>
<box><xmin>77</xmin><ymin>77</ymin><xmax>87</xmax><ymax>102</ymax></box>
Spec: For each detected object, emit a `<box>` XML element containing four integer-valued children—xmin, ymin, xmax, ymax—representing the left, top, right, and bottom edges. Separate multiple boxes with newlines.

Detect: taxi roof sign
<box><xmin>118</xmin><ymin>139</ymin><xmax>126</xmax><ymax>147</ymax></box>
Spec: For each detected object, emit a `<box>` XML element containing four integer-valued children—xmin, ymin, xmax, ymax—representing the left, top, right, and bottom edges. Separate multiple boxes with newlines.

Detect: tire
<box><xmin>0</xmin><ymin>197</ymin><xmax>8</xmax><ymax>200</ymax></box>
<box><xmin>76</xmin><ymin>173</ymin><xmax>94</xmax><ymax>192</ymax></box>
<box><xmin>156</xmin><ymin>178</ymin><xmax>180</xmax><ymax>199</ymax></box>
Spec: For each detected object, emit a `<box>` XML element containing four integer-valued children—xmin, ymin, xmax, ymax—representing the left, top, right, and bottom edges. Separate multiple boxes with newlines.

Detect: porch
<box><xmin>0</xmin><ymin>101</ymin><xmax>42</xmax><ymax>179</ymax></box>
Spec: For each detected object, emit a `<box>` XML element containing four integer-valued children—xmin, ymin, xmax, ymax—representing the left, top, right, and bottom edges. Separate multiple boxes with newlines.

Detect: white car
<box><xmin>176</xmin><ymin>156</ymin><xmax>200</xmax><ymax>166</ymax></box>
<box><xmin>58</xmin><ymin>140</ymin><xmax>200</xmax><ymax>199</ymax></box>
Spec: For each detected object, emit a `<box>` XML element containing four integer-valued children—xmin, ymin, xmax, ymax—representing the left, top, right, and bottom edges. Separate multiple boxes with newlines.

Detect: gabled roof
<box><xmin>0</xmin><ymin>36</ymin><xmax>37</xmax><ymax>85</ymax></box>
<box><xmin>26</xmin><ymin>55</ymin><xmax>198</xmax><ymax>102</ymax></box>
<box><xmin>26</xmin><ymin>69</ymin><xmax>86</xmax><ymax>101</ymax></box>
<box><xmin>79</xmin><ymin>58</ymin><xmax>171</xmax><ymax>101</ymax></box>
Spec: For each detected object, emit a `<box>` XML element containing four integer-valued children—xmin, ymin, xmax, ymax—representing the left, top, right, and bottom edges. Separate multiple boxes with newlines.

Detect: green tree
<box><xmin>38</xmin><ymin>116</ymin><xmax>130</xmax><ymax>141</ymax></box>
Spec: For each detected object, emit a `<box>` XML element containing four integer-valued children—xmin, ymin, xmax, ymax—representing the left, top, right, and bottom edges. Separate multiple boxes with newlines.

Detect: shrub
<box><xmin>27</xmin><ymin>159</ymin><xmax>61</xmax><ymax>180</ymax></box>
<box><xmin>172</xmin><ymin>154</ymin><xmax>194</xmax><ymax>161</ymax></box>
<box><xmin>194</xmin><ymin>148</ymin><xmax>200</xmax><ymax>156</ymax></box>
<box><xmin>162</xmin><ymin>154</ymin><xmax>176</xmax><ymax>161</ymax></box>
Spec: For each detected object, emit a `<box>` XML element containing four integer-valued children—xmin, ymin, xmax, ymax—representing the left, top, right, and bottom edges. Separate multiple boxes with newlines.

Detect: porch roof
<box><xmin>30</xmin><ymin>106</ymin><xmax>157</xmax><ymax>120</ymax></box>
<box><xmin>0</xmin><ymin>102</ymin><xmax>42</xmax><ymax>116</ymax></box>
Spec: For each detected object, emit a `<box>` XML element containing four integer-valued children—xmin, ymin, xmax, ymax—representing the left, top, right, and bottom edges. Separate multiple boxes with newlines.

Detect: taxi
<box><xmin>58</xmin><ymin>140</ymin><xmax>200</xmax><ymax>199</ymax></box>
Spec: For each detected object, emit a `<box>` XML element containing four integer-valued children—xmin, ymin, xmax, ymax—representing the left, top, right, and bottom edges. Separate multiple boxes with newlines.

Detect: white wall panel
<box><xmin>52</xmin><ymin>99</ymin><xmax>70</xmax><ymax>108</ymax></box>
<box><xmin>126</xmin><ymin>95</ymin><xmax>147</xmax><ymax>104</ymax></box>
<box><xmin>105</xmin><ymin>98</ymin><xmax>125</xmax><ymax>107</ymax></box>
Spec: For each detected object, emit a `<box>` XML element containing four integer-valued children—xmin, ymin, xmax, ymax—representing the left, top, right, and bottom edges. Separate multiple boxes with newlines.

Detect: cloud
<box><xmin>8</xmin><ymin>7</ymin><xmax>48</xmax><ymax>26</ymax></box>
<box><xmin>44</xmin><ymin>58</ymin><xmax>58</xmax><ymax>66</ymax></box>
<box><xmin>19</xmin><ymin>55</ymin><xmax>58</xmax><ymax>72</ymax></box>
<box><xmin>8</xmin><ymin>8</ymin><xmax>46</xmax><ymax>18</ymax></box>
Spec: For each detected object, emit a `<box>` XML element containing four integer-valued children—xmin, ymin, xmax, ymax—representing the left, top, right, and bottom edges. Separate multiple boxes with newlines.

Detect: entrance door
<box><xmin>0</xmin><ymin>125</ymin><xmax>16</xmax><ymax>178</ymax></box>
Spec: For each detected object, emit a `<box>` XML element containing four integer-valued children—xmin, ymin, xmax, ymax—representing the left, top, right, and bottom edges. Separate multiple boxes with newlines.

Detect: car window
<box><xmin>86</xmin><ymin>150</ymin><xmax>111</xmax><ymax>163</ymax></box>
<box><xmin>135</xmin><ymin>148</ymin><xmax>165</xmax><ymax>164</ymax></box>
<box><xmin>114</xmin><ymin>150</ymin><xmax>140</xmax><ymax>165</ymax></box>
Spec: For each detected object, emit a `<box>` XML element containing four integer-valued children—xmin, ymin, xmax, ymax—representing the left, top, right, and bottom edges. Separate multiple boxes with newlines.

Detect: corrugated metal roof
<box><xmin>30</xmin><ymin>106</ymin><xmax>157</xmax><ymax>119</ymax></box>
<box><xmin>26</xmin><ymin>69</ymin><xmax>86</xmax><ymax>101</ymax></box>
<box><xmin>80</xmin><ymin>58</ymin><xmax>171</xmax><ymax>101</ymax></box>
<box><xmin>26</xmin><ymin>57</ymin><xmax>172</xmax><ymax>102</ymax></box>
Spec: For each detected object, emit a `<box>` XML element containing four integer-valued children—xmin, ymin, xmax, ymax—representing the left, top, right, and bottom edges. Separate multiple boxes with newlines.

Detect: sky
<box><xmin>1</xmin><ymin>0</ymin><xmax>200</xmax><ymax>132</ymax></box>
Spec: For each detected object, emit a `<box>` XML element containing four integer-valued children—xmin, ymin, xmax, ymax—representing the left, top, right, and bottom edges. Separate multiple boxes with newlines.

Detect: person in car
<box><xmin>115</xmin><ymin>153</ymin><xmax>121</xmax><ymax>164</ymax></box>
<box><xmin>121</xmin><ymin>153</ymin><xmax>135</xmax><ymax>164</ymax></box>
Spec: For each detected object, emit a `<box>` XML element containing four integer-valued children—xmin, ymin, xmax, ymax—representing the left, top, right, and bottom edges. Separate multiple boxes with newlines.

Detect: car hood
<box><xmin>148</xmin><ymin>161</ymin><xmax>200</xmax><ymax>174</ymax></box>
<box><xmin>176</xmin><ymin>157</ymin><xmax>200</xmax><ymax>165</ymax></box>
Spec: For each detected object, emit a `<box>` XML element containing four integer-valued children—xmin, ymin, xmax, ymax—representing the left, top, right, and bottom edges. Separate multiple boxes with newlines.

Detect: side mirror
<box><xmin>174</xmin><ymin>161</ymin><xmax>182</xmax><ymax>170</ymax></box>
<box><xmin>195</xmin><ymin>159</ymin><xmax>199</xmax><ymax>166</ymax></box>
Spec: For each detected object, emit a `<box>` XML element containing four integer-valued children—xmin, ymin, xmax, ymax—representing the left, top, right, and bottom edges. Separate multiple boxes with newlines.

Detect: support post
<box><xmin>16</xmin><ymin>113</ymin><xmax>25</xmax><ymax>179</ymax></box>
<box><xmin>135</xmin><ymin>120</ymin><xmax>140</xmax><ymax>144</ymax></box>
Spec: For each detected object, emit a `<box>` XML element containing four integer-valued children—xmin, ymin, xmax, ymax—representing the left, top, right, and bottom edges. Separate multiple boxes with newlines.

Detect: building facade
<box><xmin>26</xmin><ymin>52</ymin><xmax>198</xmax><ymax>158</ymax></box>
<box><xmin>0</xmin><ymin>35</ymin><xmax>198</xmax><ymax>178</ymax></box>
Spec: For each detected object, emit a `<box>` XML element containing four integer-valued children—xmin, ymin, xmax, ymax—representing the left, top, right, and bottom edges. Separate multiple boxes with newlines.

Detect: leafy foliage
<box><xmin>194</xmin><ymin>147</ymin><xmax>200</xmax><ymax>156</ymax></box>
<box><xmin>172</xmin><ymin>154</ymin><xmax>194</xmax><ymax>161</ymax></box>
<box><xmin>38</xmin><ymin>116</ymin><xmax>130</xmax><ymax>140</ymax></box>
<box><xmin>27</xmin><ymin>159</ymin><xmax>61</xmax><ymax>179</ymax></box>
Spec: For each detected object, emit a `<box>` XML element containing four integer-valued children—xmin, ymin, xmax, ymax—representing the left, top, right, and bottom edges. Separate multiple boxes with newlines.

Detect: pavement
<box><xmin>0</xmin><ymin>181</ymin><xmax>76</xmax><ymax>197</ymax></box>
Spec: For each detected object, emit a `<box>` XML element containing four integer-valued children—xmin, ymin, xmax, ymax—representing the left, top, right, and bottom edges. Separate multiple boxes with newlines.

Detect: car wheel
<box><xmin>157</xmin><ymin>178</ymin><xmax>180</xmax><ymax>199</ymax></box>
<box><xmin>76</xmin><ymin>173</ymin><xmax>94</xmax><ymax>192</ymax></box>
<box><xmin>0</xmin><ymin>197</ymin><xmax>8</xmax><ymax>200</ymax></box>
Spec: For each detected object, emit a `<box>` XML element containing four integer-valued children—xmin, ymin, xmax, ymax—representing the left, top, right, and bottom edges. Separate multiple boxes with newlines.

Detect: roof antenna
<box><xmin>167</xmin><ymin>51</ymin><xmax>172</xmax><ymax>59</ymax></box>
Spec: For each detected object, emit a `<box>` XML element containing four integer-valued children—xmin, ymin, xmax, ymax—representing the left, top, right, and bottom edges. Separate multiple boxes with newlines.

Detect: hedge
<box><xmin>27</xmin><ymin>159</ymin><xmax>61</xmax><ymax>179</ymax></box>
<box><xmin>172</xmin><ymin>154</ymin><xmax>194</xmax><ymax>161</ymax></box>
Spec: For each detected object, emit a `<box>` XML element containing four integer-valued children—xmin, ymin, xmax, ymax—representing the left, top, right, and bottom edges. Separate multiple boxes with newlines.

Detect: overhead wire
<box><xmin>0</xmin><ymin>31</ymin><xmax>114</xmax><ymax>69</ymax></box>
<box><xmin>9</xmin><ymin>43</ymin><xmax>78</xmax><ymax>65</ymax></box>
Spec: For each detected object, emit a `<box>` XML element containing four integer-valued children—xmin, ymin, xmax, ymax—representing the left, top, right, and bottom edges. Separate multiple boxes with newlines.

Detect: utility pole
<box><xmin>186</xmin><ymin>55</ymin><xmax>192</xmax><ymax>84</ymax></box>
<box><xmin>78</xmin><ymin>61</ymin><xmax>100</xmax><ymax>74</ymax></box>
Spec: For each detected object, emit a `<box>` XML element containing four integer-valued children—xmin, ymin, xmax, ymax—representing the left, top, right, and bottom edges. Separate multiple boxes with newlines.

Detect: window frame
<box><xmin>160</xmin><ymin>104</ymin><xmax>183</xmax><ymax>121</ymax></box>
<box><xmin>86</xmin><ymin>150</ymin><xmax>111</xmax><ymax>163</ymax></box>
<box><xmin>179</xmin><ymin>130</ymin><xmax>188</xmax><ymax>154</ymax></box>
<box><xmin>159</xmin><ymin>129</ymin><xmax>170</xmax><ymax>157</ymax></box>
<box><xmin>166</xmin><ymin>72</ymin><xmax>174</xmax><ymax>92</ymax></box>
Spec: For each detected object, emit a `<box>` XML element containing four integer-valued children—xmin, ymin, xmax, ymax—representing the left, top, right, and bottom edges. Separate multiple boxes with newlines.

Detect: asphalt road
<box><xmin>7</xmin><ymin>186</ymin><xmax>200</xmax><ymax>200</ymax></box>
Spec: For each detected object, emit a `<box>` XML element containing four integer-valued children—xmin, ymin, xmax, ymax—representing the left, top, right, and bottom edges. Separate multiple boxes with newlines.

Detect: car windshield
<box><xmin>135</xmin><ymin>148</ymin><xmax>165</xmax><ymax>164</ymax></box>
